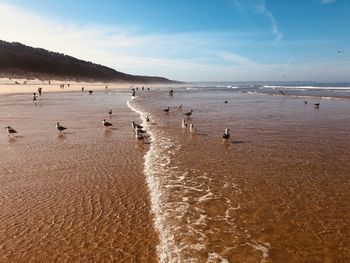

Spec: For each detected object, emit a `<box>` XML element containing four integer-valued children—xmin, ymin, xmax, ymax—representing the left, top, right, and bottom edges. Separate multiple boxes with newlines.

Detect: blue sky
<box><xmin>0</xmin><ymin>0</ymin><xmax>349</xmax><ymax>81</ymax></box>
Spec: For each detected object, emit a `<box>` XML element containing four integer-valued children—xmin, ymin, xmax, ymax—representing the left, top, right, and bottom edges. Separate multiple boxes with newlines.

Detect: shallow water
<box><xmin>129</xmin><ymin>88</ymin><xmax>350</xmax><ymax>262</ymax></box>
<box><xmin>0</xmin><ymin>90</ymin><xmax>157</xmax><ymax>262</ymax></box>
<box><xmin>1</xmin><ymin>87</ymin><xmax>349</xmax><ymax>262</ymax></box>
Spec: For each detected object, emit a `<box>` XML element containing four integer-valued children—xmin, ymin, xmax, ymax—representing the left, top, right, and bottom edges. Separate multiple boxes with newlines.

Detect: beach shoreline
<box><xmin>0</xmin><ymin>77</ymin><xmax>180</xmax><ymax>94</ymax></box>
<box><xmin>1</xmin><ymin>85</ymin><xmax>349</xmax><ymax>262</ymax></box>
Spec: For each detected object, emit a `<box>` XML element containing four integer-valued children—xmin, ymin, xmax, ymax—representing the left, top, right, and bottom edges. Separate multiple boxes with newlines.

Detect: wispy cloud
<box><xmin>321</xmin><ymin>0</ymin><xmax>336</xmax><ymax>4</ymax></box>
<box><xmin>0</xmin><ymin>2</ymin><xmax>263</xmax><ymax>80</ymax></box>
<box><xmin>256</xmin><ymin>1</ymin><xmax>283</xmax><ymax>43</ymax></box>
<box><xmin>217</xmin><ymin>52</ymin><xmax>258</xmax><ymax>66</ymax></box>
<box><xmin>231</xmin><ymin>0</ymin><xmax>245</xmax><ymax>15</ymax></box>
<box><xmin>0</xmin><ymin>1</ymin><xmax>347</xmax><ymax>82</ymax></box>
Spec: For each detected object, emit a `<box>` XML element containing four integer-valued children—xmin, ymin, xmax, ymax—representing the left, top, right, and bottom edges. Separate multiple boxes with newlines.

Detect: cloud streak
<box><xmin>0</xmin><ymin>2</ymin><xmax>261</xmax><ymax>80</ymax></box>
<box><xmin>256</xmin><ymin>1</ymin><xmax>283</xmax><ymax>43</ymax></box>
<box><xmin>321</xmin><ymin>0</ymin><xmax>336</xmax><ymax>4</ymax></box>
<box><xmin>0</xmin><ymin>1</ymin><xmax>347</xmax><ymax>82</ymax></box>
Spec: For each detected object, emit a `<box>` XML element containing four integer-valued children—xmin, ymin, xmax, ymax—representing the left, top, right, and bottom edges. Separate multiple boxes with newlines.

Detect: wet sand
<box><xmin>131</xmin><ymin>89</ymin><xmax>350</xmax><ymax>262</ymax></box>
<box><xmin>0</xmin><ymin>91</ymin><xmax>158</xmax><ymax>262</ymax></box>
<box><xmin>1</xmin><ymin>86</ymin><xmax>349</xmax><ymax>262</ymax></box>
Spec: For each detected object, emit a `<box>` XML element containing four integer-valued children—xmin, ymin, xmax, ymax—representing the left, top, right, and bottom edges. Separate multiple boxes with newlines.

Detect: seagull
<box><xmin>304</xmin><ymin>101</ymin><xmax>308</xmax><ymax>104</ymax></box>
<box><xmin>135</xmin><ymin>130</ymin><xmax>144</xmax><ymax>140</ymax></box>
<box><xmin>184</xmin><ymin>109</ymin><xmax>193</xmax><ymax>118</ymax></box>
<box><xmin>88</xmin><ymin>90</ymin><xmax>93</xmax><ymax>94</ymax></box>
<box><xmin>181</xmin><ymin>119</ymin><xmax>188</xmax><ymax>128</ymax></box>
<box><xmin>179</xmin><ymin>104</ymin><xmax>183</xmax><ymax>110</ymax></box>
<box><xmin>146</xmin><ymin>116</ymin><xmax>150</xmax><ymax>122</ymax></box>
<box><xmin>109</xmin><ymin>109</ymin><xmax>112</xmax><ymax>115</ymax></box>
<box><xmin>314</xmin><ymin>102</ymin><xmax>320</xmax><ymax>108</ymax></box>
<box><xmin>6</xmin><ymin>126</ymin><xmax>17</xmax><ymax>136</ymax></box>
<box><xmin>135</xmin><ymin>127</ymin><xmax>147</xmax><ymax>134</ymax></box>
<box><xmin>337</xmin><ymin>50</ymin><xmax>343</xmax><ymax>54</ymax></box>
<box><xmin>189</xmin><ymin>123</ymin><xmax>197</xmax><ymax>133</ymax></box>
<box><xmin>279</xmin><ymin>90</ymin><xmax>286</xmax><ymax>95</ymax></box>
<box><xmin>102</xmin><ymin>119</ymin><xmax>113</xmax><ymax>127</ymax></box>
<box><xmin>132</xmin><ymin>121</ymin><xmax>143</xmax><ymax>129</ymax></box>
<box><xmin>224</xmin><ymin>100</ymin><xmax>228</xmax><ymax>104</ymax></box>
<box><xmin>163</xmin><ymin>107</ymin><xmax>170</xmax><ymax>113</ymax></box>
<box><xmin>222</xmin><ymin>128</ymin><xmax>230</xmax><ymax>140</ymax></box>
<box><xmin>56</xmin><ymin>122</ymin><xmax>67</xmax><ymax>133</ymax></box>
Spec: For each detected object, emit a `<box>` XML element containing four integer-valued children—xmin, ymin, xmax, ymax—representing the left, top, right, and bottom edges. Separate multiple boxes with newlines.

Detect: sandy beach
<box><xmin>0</xmin><ymin>78</ymin><xmax>135</xmax><ymax>94</ymax></box>
<box><xmin>1</xmin><ymin>85</ymin><xmax>349</xmax><ymax>262</ymax></box>
<box><xmin>0</xmin><ymin>90</ymin><xmax>158</xmax><ymax>262</ymax></box>
<box><xmin>129</xmin><ymin>87</ymin><xmax>350</xmax><ymax>262</ymax></box>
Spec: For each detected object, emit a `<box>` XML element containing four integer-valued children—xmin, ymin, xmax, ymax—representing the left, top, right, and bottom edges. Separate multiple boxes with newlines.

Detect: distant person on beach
<box><xmin>82</xmin><ymin>87</ymin><xmax>84</xmax><ymax>92</ymax></box>
<box><xmin>132</xmin><ymin>88</ymin><xmax>136</xmax><ymax>97</ymax></box>
<box><xmin>169</xmin><ymin>89</ymin><xmax>174</xmax><ymax>96</ymax></box>
<box><xmin>33</xmin><ymin>93</ymin><xmax>37</xmax><ymax>103</ymax></box>
<box><xmin>142</xmin><ymin>86</ymin><xmax>144</xmax><ymax>91</ymax></box>
<box><xmin>38</xmin><ymin>87</ymin><xmax>42</xmax><ymax>96</ymax></box>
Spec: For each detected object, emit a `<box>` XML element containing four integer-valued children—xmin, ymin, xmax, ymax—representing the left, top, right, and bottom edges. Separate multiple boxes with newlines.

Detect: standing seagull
<box><xmin>132</xmin><ymin>121</ymin><xmax>143</xmax><ymax>129</ymax></box>
<box><xmin>33</xmin><ymin>93</ymin><xmax>37</xmax><ymax>103</ymax></box>
<box><xmin>184</xmin><ymin>109</ymin><xmax>193</xmax><ymax>118</ymax></box>
<box><xmin>135</xmin><ymin>130</ymin><xmax>144</xmax><ymax>140</ymax></box>
<box><xmin>56</xmin><ymin>122</ymin><xmax>67</xmax><ymax>133</ymax></box>
<box><xmin>163</xmin><ymin>107</ymin><xmax>170</xmax><ymax>113</ymax></box>
<box><xmin>189</xmin><ymin>123</ymin><xmax>197</xmax><ymax>133</ymax></box>
<box><xmin>181</xmin><ymin>119</ymin><xmax>188</xmax><ymax>128</ymax></box>
<box><xmin>314</xmin><ymin>102</ymin><xmax>320</xmax><ymax>108</ymax></box>
<box><xmin>109</xmin><ymin>109</ymin><xmax>112</xmax><ymax>115</ymax></box>
<box><xmin>146</xmin><ymin>116</ymin><xmax>150</xmax><ymax>122</ymax></box>
<box><xmin>222</xmin><ymin>128</ymin><xmax>230</xmax><ymax>140</ymax></box>
<box><xmin>6</xmin><ymin>126</ymin><xmax>17</xmax><ymax>136</ymax></box>
<box><xmin>102</xmin><ymin>119</ymin><xmax>113</xmax><ymax>127</ymax></box>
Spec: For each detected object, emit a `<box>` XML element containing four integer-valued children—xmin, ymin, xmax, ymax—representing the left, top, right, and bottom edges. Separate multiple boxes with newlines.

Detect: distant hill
<box><xmin>0</xmin><ymin>40</ymin><xmax>178</xmax><ymax>83</ymax></box>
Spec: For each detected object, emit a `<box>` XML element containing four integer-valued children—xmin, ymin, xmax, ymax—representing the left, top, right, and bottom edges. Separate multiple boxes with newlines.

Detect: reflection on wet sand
<box><xmin>0</xmin><ymin>91</ymin><xmax>158</xmax><ymax>262</ymax></box>
<box><xmin>131</xmin><ymin>89</ymin><xmax>350</xmax><ymax>262</ymax></box>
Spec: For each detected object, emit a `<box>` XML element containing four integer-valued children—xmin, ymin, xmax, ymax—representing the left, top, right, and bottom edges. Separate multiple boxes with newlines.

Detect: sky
<box><xmin>0</xmin><ymin>0</ymin><xmax>349</xmax><ymax>82</ymax></box>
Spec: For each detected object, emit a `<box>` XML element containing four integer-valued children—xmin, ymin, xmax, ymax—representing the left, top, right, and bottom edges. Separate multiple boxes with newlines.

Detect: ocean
<box><xmin>1</xmin><ymin>83</ymin><xmax>349</xmax><ymax>262</ymax></box>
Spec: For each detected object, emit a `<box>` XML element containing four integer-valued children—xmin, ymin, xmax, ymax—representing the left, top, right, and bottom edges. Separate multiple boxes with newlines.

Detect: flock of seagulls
<box><xmin>7</xmin><ymin>110</ymin><xmax>117</xmax><ymax>138</ymax></box>
<box><xmin>279</xmin><ymin>90</ymin><xmax>321</xmax><ymax>108</ymax></box>
<box><xmin>5</xmin><ymin>86</ymin><xmax>323</xmax><ymax>142</ymax></box>
<box><xmin>159</xmin><ymin>99</ymin><xmax>229</xmax><ymax>139</ymax></box>
<box><xmin>4</xmin><ymin>87</ymin><xmax>236</xmax><ymax>142</ymax></box>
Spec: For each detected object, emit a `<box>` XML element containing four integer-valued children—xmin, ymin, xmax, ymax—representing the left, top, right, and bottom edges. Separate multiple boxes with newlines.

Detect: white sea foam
<box><xmin>263</xmin><ymin>85</ymin><xmax>350</xmax><ymax>90</ymax></box>
<box><xmin>247</xmin><ymin>241</ymin><xmax>271</xmax><ymax>263</ymax></box>
<box><xmin>206</xmin><ymin>253</ymin><xmax>230</xmax><ymax>263</ymax></box>
<box><xmin>127</xmin><ymin>98</ymin><xmax>186</xmax><ymax>262</ymax></box>
<box><xmin>127</xmin><ymin>97</ymin><xmax>271</xmax><ymax>263</ymax></box>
